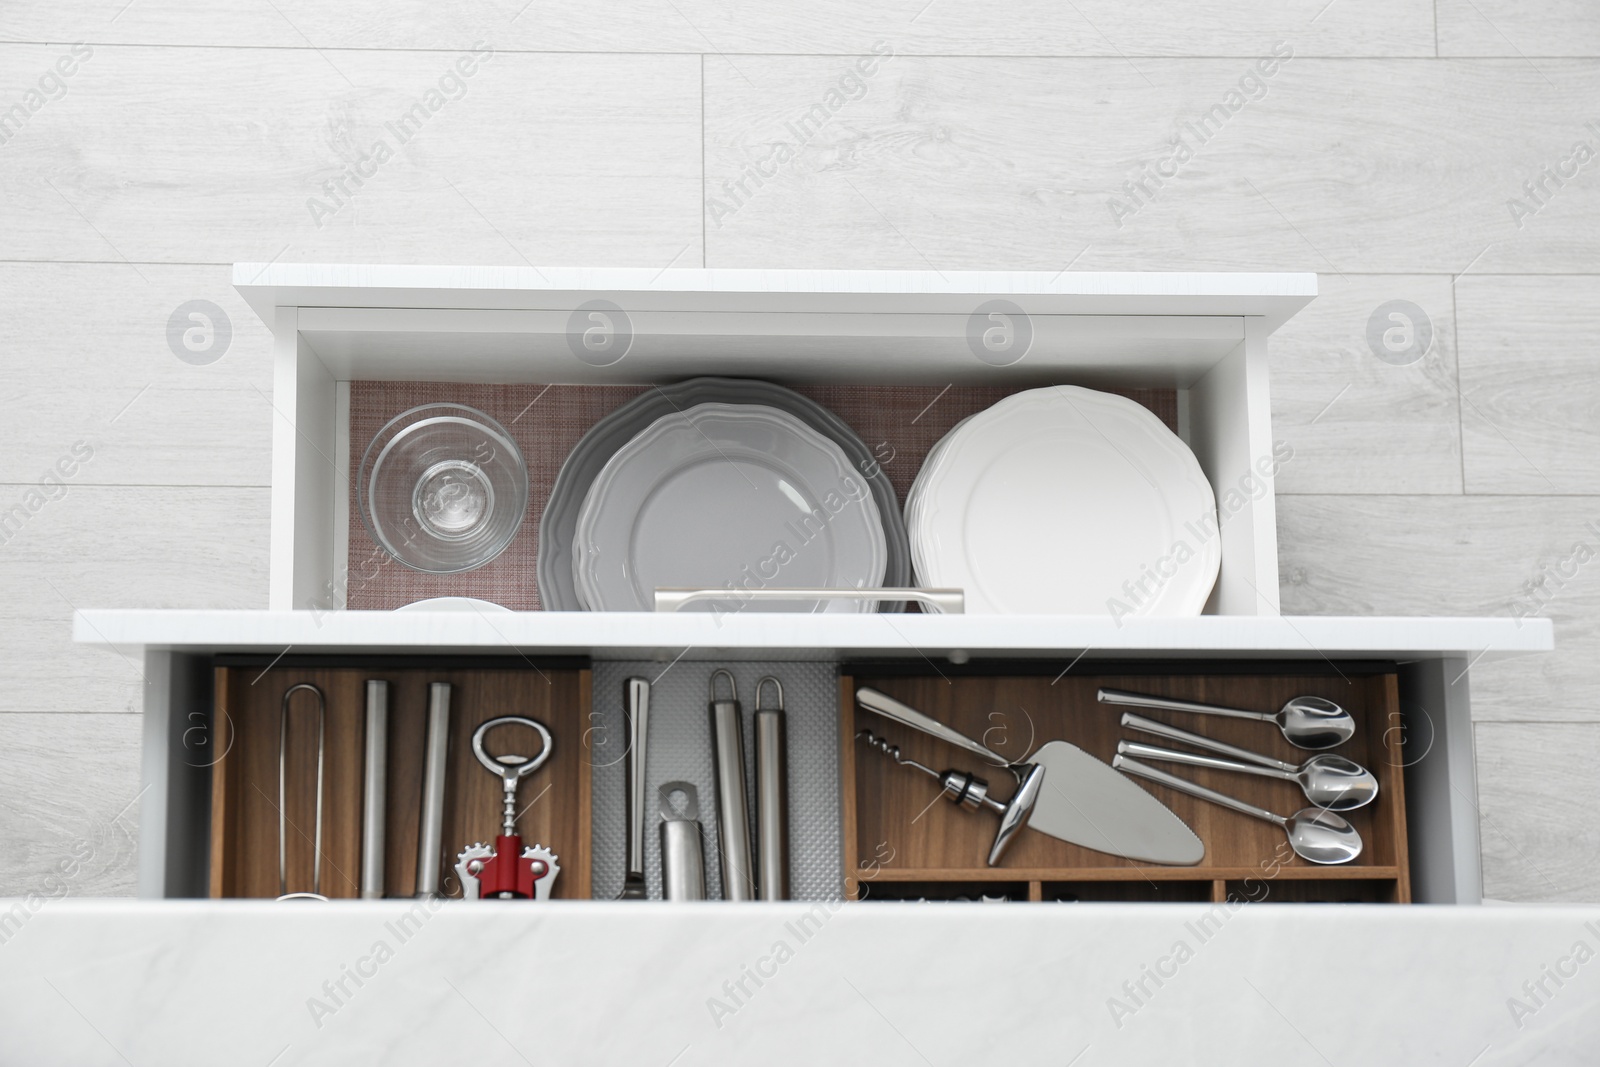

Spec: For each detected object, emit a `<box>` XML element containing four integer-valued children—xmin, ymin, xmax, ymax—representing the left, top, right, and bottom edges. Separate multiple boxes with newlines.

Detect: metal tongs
<box><xmin>278</xmin><ymin>683</ymin><xmax>329</xmax><ymax>902</ymax></box>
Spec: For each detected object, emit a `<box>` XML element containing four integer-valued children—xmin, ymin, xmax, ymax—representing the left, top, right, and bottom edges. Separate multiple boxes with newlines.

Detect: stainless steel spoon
<box><xmin>1113</xmin><ymin>755</ymin><xmax>1363</xmax><ymax>865</ymax></box>
<box><xmin>1119</xmin><ymin>712</ymin><xmax>1378</xmax><ymax>811</ymax></box>
<box><xmin>1098</xmin><ymin>687</ymin><xmax>1356</xmax><ymax>751</ymax></box>
<box><xmin>1116</xmin><ymin>740</ymin><xmax>1378</xmax><ymax>812</ymax></box>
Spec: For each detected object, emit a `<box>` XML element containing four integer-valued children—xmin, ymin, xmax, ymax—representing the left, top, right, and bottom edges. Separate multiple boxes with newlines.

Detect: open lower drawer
<box><xmin>198</xmin><ymin>655</ymin><xmax>1431</xmax><ymax>906</ymax></box>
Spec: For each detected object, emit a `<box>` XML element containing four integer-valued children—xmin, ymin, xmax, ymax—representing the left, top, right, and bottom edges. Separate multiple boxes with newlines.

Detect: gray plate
<box><xmin>573</xmin><ymin>402</ymin><xmax>887</xmax><ymax>612</ymax></box>
<box><xmin>538</xmin><ymin>378</ymin><xmax>910</xmax><ymax>611</ymax></box>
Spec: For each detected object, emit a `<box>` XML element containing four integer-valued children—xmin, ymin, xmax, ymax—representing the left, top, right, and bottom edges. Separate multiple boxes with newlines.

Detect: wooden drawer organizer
<box><xmin>840</xmin><ymin>668</ymin><xmax>1410</xmax><ymax>904</ymax></box>
<box><xmin>209</xmin><ymin>661</ymin><xmax>591</xmax><ymax>900</ymax></box>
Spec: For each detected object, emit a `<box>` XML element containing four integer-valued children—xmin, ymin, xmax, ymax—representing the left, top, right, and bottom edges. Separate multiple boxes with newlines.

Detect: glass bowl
<box><xmin>357</xmin><ymin>403</ymin><xmax>528</xmax><ymax>574</ymax></box>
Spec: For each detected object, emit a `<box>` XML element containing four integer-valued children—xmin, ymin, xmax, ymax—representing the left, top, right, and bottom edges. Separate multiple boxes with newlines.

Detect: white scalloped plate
<box><xmin>913</xmin><ymin>386</ymin><xmax>1218</xmax><ymax>616</ymax></box>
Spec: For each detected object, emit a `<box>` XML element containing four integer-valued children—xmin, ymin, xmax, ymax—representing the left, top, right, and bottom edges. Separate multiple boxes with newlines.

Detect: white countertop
<box><xmin>4</xmin><ymin>900</ymin><xmax>1596</xmax><ymax>1065</ymax></box>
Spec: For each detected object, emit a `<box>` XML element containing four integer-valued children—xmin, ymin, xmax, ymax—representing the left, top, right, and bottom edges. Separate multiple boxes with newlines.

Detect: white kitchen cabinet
<box><xmin>73</xmin><ymin>265</ymin><xmax>1551</xmax><ymax>905</ymax></box>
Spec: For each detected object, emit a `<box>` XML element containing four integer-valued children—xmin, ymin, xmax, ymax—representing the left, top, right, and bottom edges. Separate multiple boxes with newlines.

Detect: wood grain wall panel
<box><xmin>1439</xmin><ymin>1</ymin><xmax>1600</xmax><ymax>58</ymax></box>
<box><xmin>1476</xmin><ymin>722</ymin><xmax>1600</xmax><ymax>902</ymax></box>
<box><xmin>1270</xmin><ymin>275</ymin><xmax>1462</xmax><ymax>494</ymax></box>
<box><xmin>0</xmin><ymin>713</ymin><xmax>143</xmax><ymax>897</ymax></box>
<box><xmin>0</xmin><ymin>264</ymin><xmax>272</xmax><ymax>488</ymax></box>
<box><xmin>703</xmin><ymin>57</ymin><xmax>1600</xmax><ymax>274</ymax></box>
<box><xmin>0</xmin><ymin>47</ymin><xmax>703</xmax><ymax>268</ymax></box>
<box><xmin>1</xmin><ymin>1</ymin><xmax>1436</xmax><ymax>56</ymax></box>
<box><xmin>1456</xmin><ymin>275</ymin><xmax>1600</xmax><ymax>494</ymax></box>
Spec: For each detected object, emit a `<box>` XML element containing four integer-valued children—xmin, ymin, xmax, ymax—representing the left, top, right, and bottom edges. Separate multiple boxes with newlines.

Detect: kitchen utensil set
<box><xmin>855</xmin><ymin>684</ymin><xmax>1378</xmax><ymax>871</ymax></box>
<box><xmin>855</xmin><ymin>687</ymin><xmax>1205</xmax><ymax>866</ymax></box>
<box><xmin>275</xmin><ymin>679</ymin><xmax>563</xmax><ymax>902</ymax></box>
<box><xmin>618</xmin><ymin>670</ymin><xmax>793</xmax><ymax>901</ymax></box>
<box><xmin>1100</xmin><ymin>687</ymin><xmax>1377</xmax><ymax>865</ymax></box>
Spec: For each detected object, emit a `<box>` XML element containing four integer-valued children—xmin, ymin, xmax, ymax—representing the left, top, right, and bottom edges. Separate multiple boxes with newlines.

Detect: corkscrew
<box><xmin>856</xmin><ymin>729</ymin><xmax>998</xmax><ymax>813</ymax></box>
<box><xmin>856</xmin><ymin>728</ymin><xmax>1050</xmax><ymax>863</ymax></box>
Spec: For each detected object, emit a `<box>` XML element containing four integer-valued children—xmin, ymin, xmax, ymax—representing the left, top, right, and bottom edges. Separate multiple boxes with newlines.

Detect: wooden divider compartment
<box><xmin>210</xmin><ymin>662</ymin><xmax>591</xmax><ymax>900</ymax></box>
<box><xmin>840</xmin><ymin>668</ymin><xmax>1410</xmax><ymax>904</ymax></box>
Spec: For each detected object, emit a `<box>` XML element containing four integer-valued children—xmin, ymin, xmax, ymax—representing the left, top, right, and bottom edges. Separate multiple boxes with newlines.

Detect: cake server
<box><xmin>855</xmin><ymin>687</ymin><xmax>1203</xmax><ymax>866</ymax></box>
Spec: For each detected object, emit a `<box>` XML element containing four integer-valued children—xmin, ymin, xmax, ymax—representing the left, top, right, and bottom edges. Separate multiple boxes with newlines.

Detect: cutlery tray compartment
<box><xmin>839</xmin><ymin>666</ymin><xmax>1411</xmax><ymax>904</ymax></box>
<box><xmin>342</xmin><ymin>380</ymin><xmax>1178</xmax><ymax>611</ymax></box>
<box><xmin>207</xmin><ymin>659</ymin><xmax>592</xmax><ymax>900</ymax></box>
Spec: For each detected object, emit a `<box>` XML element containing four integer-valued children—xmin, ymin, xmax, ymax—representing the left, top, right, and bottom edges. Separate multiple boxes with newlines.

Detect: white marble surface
<box><xmin>2</xmin><ymin>901</ymin><xmax>1598</xmax><ymax>1065</ymax></box>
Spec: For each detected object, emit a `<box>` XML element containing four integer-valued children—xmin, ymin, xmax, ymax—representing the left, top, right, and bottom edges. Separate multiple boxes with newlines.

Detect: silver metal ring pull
<box><xmin>277</xmin><ymin>682</ymin><xmax>329</xmax><ymax>902</ymax></box>
<box><xmin>471</xmin><ymin>716</ymin><xmax>554</xmax><ymax>837</ymax></box>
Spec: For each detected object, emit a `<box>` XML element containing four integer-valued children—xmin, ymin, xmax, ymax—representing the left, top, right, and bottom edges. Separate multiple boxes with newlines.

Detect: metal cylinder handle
<box><xmin>711</xmin><ymin>669</ymin><xmax>738</xmax><ymax>706</ymax></box>
<box><xmin>471</xmin><ymin>716</ymin><xmax>554</xmax><ymax>783</ymax></box>
<box><xmin>755</xmin><ymin>675</ymin><xmax>784</xmax><ymax>713</ymax></box>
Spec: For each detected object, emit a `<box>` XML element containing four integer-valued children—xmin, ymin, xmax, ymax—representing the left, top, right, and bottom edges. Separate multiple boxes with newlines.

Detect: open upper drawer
<box><xmin>235</xmin><ymin>265</ymin><xmax>1315</xmax><ymax>621</ymax></box>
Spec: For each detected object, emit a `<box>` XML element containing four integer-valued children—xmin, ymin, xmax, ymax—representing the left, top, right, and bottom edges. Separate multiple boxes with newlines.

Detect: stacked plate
<box><xmin>906</xmin><ymin>386</ymin><xmax>1220</xmax><ymax>616</ymax></box>
<box><xmin>539</xmin><ymin>379</ymin><xmax>909</xmax><ymax>612</ymax></box>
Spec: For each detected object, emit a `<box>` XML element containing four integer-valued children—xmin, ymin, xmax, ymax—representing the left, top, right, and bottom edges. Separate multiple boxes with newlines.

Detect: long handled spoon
<box><xmin>1098</xmin><ymin>688</ymin><xmax>1356</xmax><ymax>751</ymax></box>
<box><xmin>1119</xmin><ymin>712</ymin><xmax>1378</xmax><ymax>811</ymax></box>
<box><xmin>1112</xmin><ymin>755</ymin><xmax>1363</xmax><ymax>865</ymax></box>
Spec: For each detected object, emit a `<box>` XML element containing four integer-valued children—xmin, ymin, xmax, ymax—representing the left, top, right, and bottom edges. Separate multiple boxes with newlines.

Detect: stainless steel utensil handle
<box><xmin>1113</xmin><ymin>755</ymin><xmax>1285</xmax><ymax>828</ymax></box>
<box><xmin>1117</xmin><ymin>740</ymin><xmax>1287</xmax><ymax>783</ymax></box>
<box><xmin>660</xmin><ymin>782</ymin><xmax>707</xmax><ymax>902</ymax></box>
<box><xmin>1120</xmin><ymin>712</ymin><xmax>1293</xmax><ymax>771</ymax></box>
<box><xmin>625</xmin><ymin>678</ymin><xmax>650</xmax><ymax>884</ymax></box>
<box><xmin>655</xmin><ymin>587</ymin><xmax>965</xmax><ymax>614</ymax></box>
<box><xmin>1099</xmin><ymin>688</ymin><xmax>1273</xmax><ymax>724</ymax></box>
<box><xmin>754</xmin><ymin>705</ymin><xmax>789</xmax><ymax>901</ymax></box>
<box><xmin>360</xmin><ymin>680</ymin><xmax>388</xmax><ymax>900</ymax></box>
<box><xmin>414</xmin><ymin>682</ymin><xmax>452</xmax><ymax>899</ymax></box>
<box><xmin>855</xmin><ymin>687</ymin><xmax>1007</xmax><ymax>767</ymax></box>
<box><xmin>710</xmin><ymin>673</ymin><xmax>755</xmax><ymax>901</ymax></box>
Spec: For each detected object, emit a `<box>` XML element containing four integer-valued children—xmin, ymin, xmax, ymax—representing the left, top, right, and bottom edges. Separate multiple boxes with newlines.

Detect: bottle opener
<box><xmin>454</xmin><ymin>716</ymin><xmax>560</xmax><ymax>900</ymax></box>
